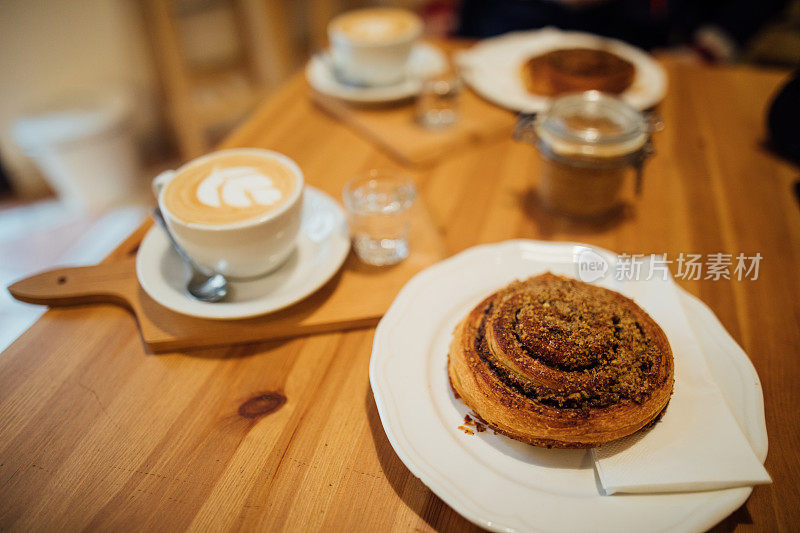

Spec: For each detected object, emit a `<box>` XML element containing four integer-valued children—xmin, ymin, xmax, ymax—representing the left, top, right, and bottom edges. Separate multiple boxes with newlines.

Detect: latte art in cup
<box><xmin>329</xmin><ymin>8</ymin><xmax>421</xmax><ymax>44</ymax></box>
<box><xmin>163</xmin><ymin>153</ymin><xmax>298</xmax><ymax>226</ymax></box>
<box><xmin>154</xmin><ymin>149</ymin><xmax>305</xmax><ymax>277</ymax></box>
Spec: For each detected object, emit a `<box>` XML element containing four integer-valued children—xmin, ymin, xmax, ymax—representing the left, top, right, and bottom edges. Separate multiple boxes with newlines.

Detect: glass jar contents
<box><xmin>516</xmin><ymin>91</ymin><xmax>657</xmax><ymax>218</ymax></box>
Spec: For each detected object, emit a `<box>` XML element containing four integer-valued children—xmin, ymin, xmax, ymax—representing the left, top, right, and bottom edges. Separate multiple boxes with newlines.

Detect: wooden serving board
<box><xmin>311</xmin><ymin>87</ymin><xmax>515</xmax><ymax>166</ymax></box>
<box><xmin>8</xmin><ymin>202</ymin><xmax>445</xmax><ymax>354</ymax></box>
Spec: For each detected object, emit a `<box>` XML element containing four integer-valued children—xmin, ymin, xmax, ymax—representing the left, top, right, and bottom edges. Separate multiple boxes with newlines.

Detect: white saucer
<box><xmin>370</xmin><ymin>240</ymin><xmax>766</xmax><ymax>533</ymax></box>
<box><xmin>136</xmin><ymin>186</ymin><xmax>350</xmax><ymax>320</ymax></box>
<box><xmin>305</xmin><ymin>42</ymin><xmax>448</xmax><ymax>103</ymax></box>
<box><xmin>457</xmin><ymin>28</ymin><xmax>668</xmax><ymax>113</ymax></box>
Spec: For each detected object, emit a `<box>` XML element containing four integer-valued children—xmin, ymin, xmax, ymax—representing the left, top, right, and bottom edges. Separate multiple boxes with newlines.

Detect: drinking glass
<box><xmin>343</xmin><ymin>170</ymin><xmax>417</xmax><ymax>266</ymax></box>
<box><xmin>416</xmin><ymin>72</ymin><xmax>461</xmax><ymax>129</ymax></box>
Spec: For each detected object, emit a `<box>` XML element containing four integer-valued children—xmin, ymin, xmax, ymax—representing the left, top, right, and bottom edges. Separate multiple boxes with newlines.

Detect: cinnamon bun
<box><xmin>520</xmin><ymin>48</ymin><xmax>635</xmax><ymax>96</ymax></box>
<box><xmin>447</xmin><ymin>273</ymin><xmax>673</xmax><ymax>448</ymax></box>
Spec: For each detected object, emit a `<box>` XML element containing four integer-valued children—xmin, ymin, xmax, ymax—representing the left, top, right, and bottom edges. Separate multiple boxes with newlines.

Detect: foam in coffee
<box><xmin>163</xmin><ymin>153</ymin><xmax>298</xmax><ymax>226</ymax></box>
<box><xmin>329</xmin><ymin>8</ymin><xmax>421</xmax><ymax>44</ymax></box>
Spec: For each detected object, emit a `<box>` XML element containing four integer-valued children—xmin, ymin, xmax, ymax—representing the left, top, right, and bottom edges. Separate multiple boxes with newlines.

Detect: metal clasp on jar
<box><xmin>632</xmin><ymin>112</ymin><xmax>663</xmax><ymax>194</ymax></box>
<box><xmin>513</xmin><ymin>111</ymin><xmax>662</xmax><ymax>196</ymax></box>
<box><xmin>513</xmin><ymin>113</ymin><xmax>539</xmax><ymax>145</ymax></box>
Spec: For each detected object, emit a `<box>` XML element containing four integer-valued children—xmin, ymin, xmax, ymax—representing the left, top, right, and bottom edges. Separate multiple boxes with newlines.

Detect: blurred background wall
<box><xmin>0</xmin><ymin>0</ymin><xmax>159</xmax><ymax>197</ymax></box>
<box><xmin>0</xmin><ymin>0</ymin><xmax>796</xmax><ymax>201</ymax></box>
<box><xmin>0</xmin><ymin>0</ymin><xmax>431</xmax><ymax>199</ymax></box>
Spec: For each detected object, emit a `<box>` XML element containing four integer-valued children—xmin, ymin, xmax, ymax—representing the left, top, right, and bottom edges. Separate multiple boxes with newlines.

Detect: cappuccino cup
<box><xmin>153</xmin><ymin>148</ymin><xmax>304</xmax><ymax>278</ymax></box>
<box><xmin>328</xmin><ymin>8</ymin><xmax>423</xmax><ymax>87</ymax></box>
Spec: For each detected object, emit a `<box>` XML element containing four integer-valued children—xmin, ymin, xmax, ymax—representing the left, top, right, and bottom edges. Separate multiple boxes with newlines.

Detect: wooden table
<box><xmin>2</xmin><ymin>53</ymin><xmax>798</xmax><ymax>531</ymax></box>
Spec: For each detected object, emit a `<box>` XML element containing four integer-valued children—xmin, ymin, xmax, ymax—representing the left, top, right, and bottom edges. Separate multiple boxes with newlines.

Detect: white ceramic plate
<box><xmin>305</xmin><ymin>42</ymin><xmax>448</xmax><ymax>103</ymax></box>
<box><xmin>136</xmin><ymin>186</ymin><xmax>350</xmax><ymax>320</ymax></box>
<box><xmin>370</xmin><ymin>240</ymin><xmax>766</xmax><ymax>533</ymax></box>
<box><xmin>457</xmin><ymin>28</ymin><xmax>667</xmax><ymax>113</ymax></box>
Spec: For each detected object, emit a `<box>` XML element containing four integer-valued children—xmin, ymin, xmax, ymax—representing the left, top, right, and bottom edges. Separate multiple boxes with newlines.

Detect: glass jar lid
<box><xmin>534</xmin><ymin>91</ymin><xmax>650</xmax><ymax>160</ymax></box>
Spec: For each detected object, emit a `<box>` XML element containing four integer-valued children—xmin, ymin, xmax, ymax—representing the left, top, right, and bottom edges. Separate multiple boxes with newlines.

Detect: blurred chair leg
<box><xmin>309</xmin><ymin>0</ymin><xmax>342</xmax><ymax>51</ymax></box>
<box><xmin>142</xmin><ymin>0</ymin><xmax>208</xmax><ymax>160</ymax></box>
<box><xmin>234</xmin><ymin>0</ymin><xmax>298</xmax><ymax>91</ymax></box>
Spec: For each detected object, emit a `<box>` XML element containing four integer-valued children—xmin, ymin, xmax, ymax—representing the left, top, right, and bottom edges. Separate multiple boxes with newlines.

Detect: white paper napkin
<box><xmin>591</xmin><ymin>275</ymin><xmax>771</xmax><ymax>494</ymax></box>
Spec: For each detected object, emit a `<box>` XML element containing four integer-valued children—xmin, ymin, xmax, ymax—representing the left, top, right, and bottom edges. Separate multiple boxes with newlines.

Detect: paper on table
<box><xmin>591</xmin><ymin>275</ymin><xmax>771</xmax><ymax>495</ymax></box>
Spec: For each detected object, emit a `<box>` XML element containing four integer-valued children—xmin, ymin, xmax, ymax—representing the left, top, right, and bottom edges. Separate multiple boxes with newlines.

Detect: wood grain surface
<box><xmin>1</xmin><ymin>51</ymin><xmax>798</xmax><ymax>531</ymax></box>
<box><xmin>310</xmin><ymin>87</ymin><xmax>515</xmax><ymax>165</ymax></box>
<box><xmin>6</xmin><ymin>201</ymin><xmax>444</xmax><ymax>353</ymax></box>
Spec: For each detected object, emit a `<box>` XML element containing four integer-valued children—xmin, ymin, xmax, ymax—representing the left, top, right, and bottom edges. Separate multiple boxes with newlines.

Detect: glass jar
<box><xmin>515</xmin><ymin>91</ymin><xmax>662</xmax><ymax>218</ymax></box>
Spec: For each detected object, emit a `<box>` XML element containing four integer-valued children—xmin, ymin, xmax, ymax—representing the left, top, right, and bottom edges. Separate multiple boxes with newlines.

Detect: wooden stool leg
<box><xmin>233</xmin><ymin>0</ymin><xmax>299</xmax><ymax>91</ymax></box>
<box><xmin>142</xmin><ymin>0</ymin><xmax>208</xmax><ymax>159</ymax></box>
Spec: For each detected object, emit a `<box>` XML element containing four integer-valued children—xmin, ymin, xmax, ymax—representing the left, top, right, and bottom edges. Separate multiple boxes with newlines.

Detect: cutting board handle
<box><xmin>7</xmin><ymin>260</ymin><xmax>135</xmax><ymax>309</ymax></box>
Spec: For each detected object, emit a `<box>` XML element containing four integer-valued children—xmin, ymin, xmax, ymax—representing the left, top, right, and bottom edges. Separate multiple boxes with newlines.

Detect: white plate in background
<box><xmin>457</xmin><ymin>28</ymin><xmax>667</xmax><ymax>113</ymax></box>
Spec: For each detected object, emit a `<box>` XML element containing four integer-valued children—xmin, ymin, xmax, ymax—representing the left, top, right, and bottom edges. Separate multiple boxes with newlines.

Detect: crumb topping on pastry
<box><xmin>473</xmin><ymin>274</ymin><xmax>667</xmax><ymax>411</ymax></box>
<box><xmin>448</xmin><ymin>272</ymin><xmax>674</xmax><ymax>448</ymax></box>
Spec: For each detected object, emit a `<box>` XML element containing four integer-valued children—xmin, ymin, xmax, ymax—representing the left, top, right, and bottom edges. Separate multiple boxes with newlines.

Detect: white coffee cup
<box><xmin>328</xmin><ymin>8</ymin><xmax>423</xmax><ymax>87</ymax></box>
<box><xmin>152</xmin><ymin>148</ymin><xmax>304</xmax><ymax>279</ymax></box>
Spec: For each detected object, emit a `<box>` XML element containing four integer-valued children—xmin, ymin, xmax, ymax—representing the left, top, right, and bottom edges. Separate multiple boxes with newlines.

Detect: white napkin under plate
<box><xmin>591</xmin><ymin>275</ymin><xmax>771</xmax><ymax>495</ymax></box>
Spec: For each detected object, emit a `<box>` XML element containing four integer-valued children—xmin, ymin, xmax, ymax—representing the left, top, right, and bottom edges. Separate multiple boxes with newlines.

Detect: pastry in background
<box><xmin>521</xmin><ymin>48</ymin><xmax>636</xmax><ymax>96</ymax></box>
